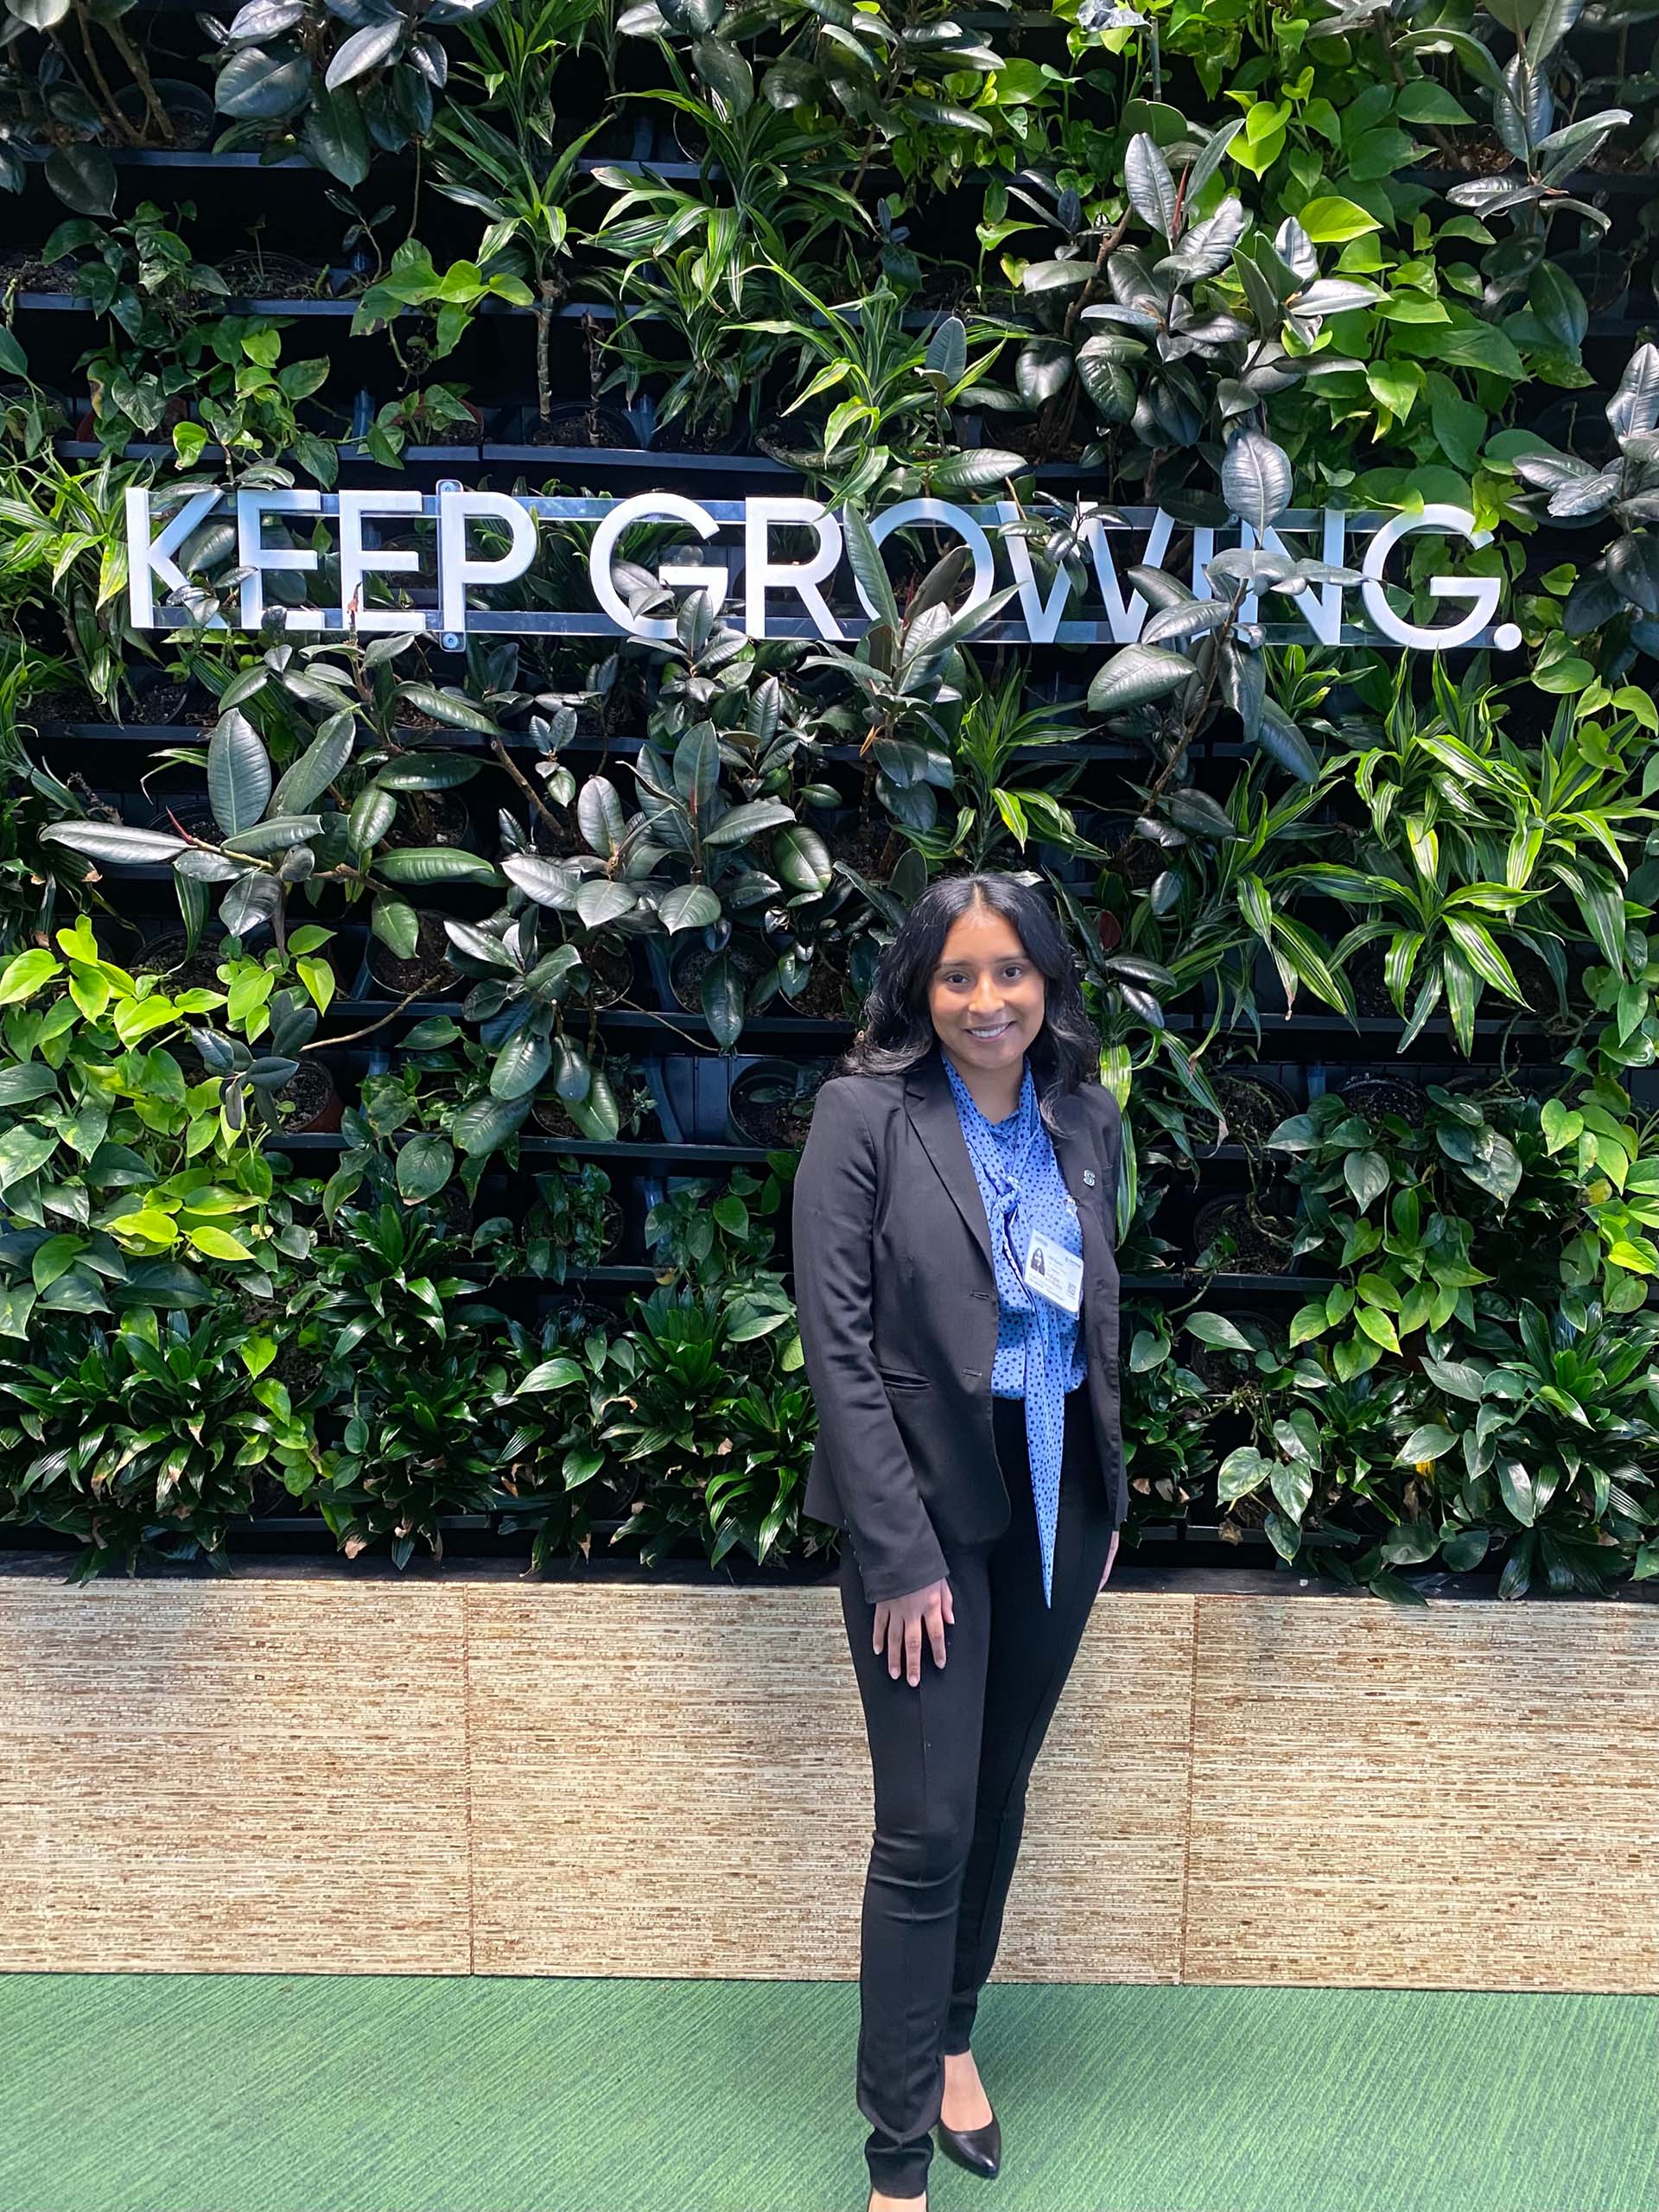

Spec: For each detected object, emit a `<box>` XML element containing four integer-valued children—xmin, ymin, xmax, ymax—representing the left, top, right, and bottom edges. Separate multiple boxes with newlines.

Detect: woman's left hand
<box><xmin>1096</xmin><ymin>1529</ymin><xmax>1119</xmax><ymax>1594</ymax></box>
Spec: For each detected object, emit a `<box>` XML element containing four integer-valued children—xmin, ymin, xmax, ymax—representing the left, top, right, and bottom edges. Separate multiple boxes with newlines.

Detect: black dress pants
<box><xmin>836</xmin><ymin>1385</ymin><xmax>1116</xmax><ymax>2201</ymax></box>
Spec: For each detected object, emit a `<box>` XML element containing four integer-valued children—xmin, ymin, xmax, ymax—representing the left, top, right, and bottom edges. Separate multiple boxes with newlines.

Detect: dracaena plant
<box><xmin>591</xmin><ymin>1280</ymin><xmax>810</xmax><ymax>1572</ymax></box>
<box><xmin>446</xmin><ymin>0</ymin><xmax>610</xmax><ymax>145</ymax></box>
<box><xmin>589</xmin><ymin>39</ymin><xmax>869</xmax><ymax>267</ymax></box>
<box><xmin>712</xmin><ymin>0</ymin><xmax>1015</xmax><ymax>198</ymax></box>
<box><xmin>429</xmin><ymin>107</ymin><xmax>598</xmax><ymax>429</ymax></box>
<box><xmin>742</xmin><ymin>271</ymin><xmax>1024</xmax><ymax>500</ymax></box>
<box><xmin>1302</xmin><ymin>665</ymin><xmax>1656</xmax><ymax>1052</ymax></box>
<box><xmin>0</xmin><ymin>444</ymin><xmax>156</xmax><ymax>713</ymax></box>
<box><xmin>591</xmin><ymin>223</ymin><xmax>783</xmax><ymax>448</ymax></box>
<box><xmin>208</xmin><ymin>0</ymin><xmax>504</xmax><ymax>182</ymax></box>
<box><xmin>1052</xmin><ymin>756</ymin><xmax>1353</xmax><ymax>1089</ymax></box>
<box><xmin>490</xmin><ymin>1310</ymin><xmax>626</xmax><ymax>1573</ymax></box>
<box><xmin>306</xmin><ymin>1196</ymin><xmax>513</xmax><ymax>1567</ymax></box>
<box><xmin>0</xmin><ymin>1304</ymin><xmax>324</xmax><ymax>1580</ymax></box>
<box><xmin>898</xmin><ymin>660</ymin><xmax>1096</xmax><ymax>870</ymax></box>
<box><xmin>1379</xmin><ymin>1295</ymin><xmax>1659</xmax><ymax>1596</ymax></box>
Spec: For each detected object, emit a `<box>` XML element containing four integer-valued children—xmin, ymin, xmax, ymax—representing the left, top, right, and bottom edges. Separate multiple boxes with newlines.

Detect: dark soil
<box><xmin>367</xmin><ymin>913</ymin><xmax>457</xmax><ymax>998</ymax></box>
<box><xmin>382</xmin><ymin>789</ymin><xmax>471</xmax><ymax>849</ymax></box>
<box><xmin>218</xmin><ymin>251</ymin><xmax>330</xmax><ymax>301</ymax></box>
<box><xmin>1424</xmin><ymin>132</ymin><xmax>1515</xmax><ymax>176</ymax></box>
<box><xmin>915</xmin><ymin>275</ymin><xmax>1014</xmax><ymax>315</ymax></box>
<box><xmin>730</xmin><ymin>1060</ymin><xmax>832</xmax><ymax>1147</ymax></box>
<box><xmin>523</xmin><ymin>407</ymin><xmax>640</xmax><ymax>449</ymax></box>
<box><xmin>532</xmin><ymin>1093</ymin><xmax>585</xmax><ymax>1138</ymax></box>
<box><xmin>1109</xmin><ymin>830</ymin><xmax>1168</xmax><ymax>893</ymax></box>
<box><xmin>250</xmin><ymin>1470</ymin><xmax>321</xmax><ymax>1517</ymax></box>
<box><xmin>574</xmin><ymin>686</ymin><xmax>645</xmax><ymax>741</ymax></box>
<box><xmin>1191</xmin><ymin>1196</ymin><xmax>1296</xmax><ymax>1274</ymax></box>
<box><xmin>1185</xmin><ymin>1332</ymin><xmax>1256</xmax><ymax>1393</ymax></box>
<box><xmin>419</xmin><ymin>1180</ymin><xmax>474</xmax><ymax>1238</ymax></box>
<box><xmin>147</xmin><ymin>791</ymin><xmax>217</xmax><ymax>839</ymax></box>
<box><xmin>273</xmin><ymin>1058</ymin><xmax>341</xmax><ymax>1134</ymax></box>
<box><xmin>111</xmin><ymin>84</ymin><xmax>216</xmax><ymax>153</ymax></box>
<box><xmin>730</xmin><ymin>1090</ymin><xmax>808</xmax><ymax>1147</ymax></box>
<box><xmin>25</xmin><ymin>683</ymin><xmax>108</xmax><ymax>725</ymax></box>
<box><xmin>531</xmin><ymin>808</ymin><xmax>582</xmax><ymax>858</ymax></box>
<box><xmin>578</xmin><ymin>938</ymin><xmax>634</xmax><ymax>1007</ymax></box>
<box><xmin>650</xmin><ymin>416</ymin><xmax>743</xmax><ymax>453</ymax></box>
<box><xmin>1336</xmin><ymin>1074</ymin><xmax>1421</xmax><ymax>1125</ymax></box>
<box><xmin>134</xmin><ymin>931</ymin><xmax>227</xmax><ymax>995</ymax></box>
<box><xmin>1506</xmin><ymin>940</ymin><xmax>1567</xmax><ymax>1020</ymax></box>
<box><xmin>1211</xmin><ymin>1070</ymin><xmax>1298</xmax><ymax>1149</ymax></box>
<box><xmin>995</xmin><ymin>415</ymin><xmax>1090</xmax><ymax>466</ymax></box>
<box><xmin>1442</xmin><ymin>1063</ymin><xmax>1572</xmax><ymax>1104</ymax></box>
<box><xmin>823</xmin><ymin>817</ymin><xmax>900</xmax><ymax>879</ymax></box>
<box><xmin>772</xmin><ymin>959</ymin><xmax>849</xmax><ymax>1020</ymax></box>
<box><xmin>0</xmin><ymin>250</ymin><xmax>67</xmax><ymax>293</ymax></box>
<box><xmin>133</xmin><ymin>679</ymin><xmax>193</xmax><ymax>723</ymax></box>
<box><xmin>671</xmin><ymin>938</ymin><xmax>763</xmax><ymax>1013</ymax></box>
<box><xmin>1348</xmin><ymin>952</ymin><xmax>1400</xmax><ymax>1020</ymax></box>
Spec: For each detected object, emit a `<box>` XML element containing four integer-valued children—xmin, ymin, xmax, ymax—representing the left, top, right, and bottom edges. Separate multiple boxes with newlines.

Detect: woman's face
<box><xmin>925</xmin><ymin>901</ymin><xmax>1046</xmax><ymax>1078</ymax></box>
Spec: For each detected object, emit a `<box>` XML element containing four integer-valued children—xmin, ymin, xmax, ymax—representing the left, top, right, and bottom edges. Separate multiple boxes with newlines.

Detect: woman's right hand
<box><xmin>873</xmin><ymin>1577</ymin><xmax>955</xmax><ymax>1686</ymax></box>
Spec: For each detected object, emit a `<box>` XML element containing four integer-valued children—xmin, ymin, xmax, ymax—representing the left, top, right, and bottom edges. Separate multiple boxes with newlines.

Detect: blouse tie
<box><xmin>945</xmin><ymin>1057</ymin><xmax>1087</xmax><ymax>1608</ymax></box>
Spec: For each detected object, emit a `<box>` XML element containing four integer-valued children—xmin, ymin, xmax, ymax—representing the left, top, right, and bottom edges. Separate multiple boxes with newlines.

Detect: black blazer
<box><xmin>791</xmin><ymin>1043</ymin><xmax>1125</xmax><ymax>1605</ymax></box>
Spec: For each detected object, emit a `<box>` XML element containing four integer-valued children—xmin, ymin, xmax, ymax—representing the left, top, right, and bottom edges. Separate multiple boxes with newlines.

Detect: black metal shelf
<box><xmin>1122</xmin><ymin>1271</ymin><xmax>1333</xmax><ymax>1294</ymax></box>
<box><xmin>34</xmin><ymin>718</ymin><xmax>1176</xmax><ymax>766</ymax></box>
<box><xmin>270</xmin><ymin>1133</ymin><xmax>773</xmax><ymax>1165</ymax></box>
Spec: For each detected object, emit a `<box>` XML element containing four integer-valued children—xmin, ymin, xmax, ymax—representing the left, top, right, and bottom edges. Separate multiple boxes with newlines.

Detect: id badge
<box><xmin>1023</xmin><ymin>1230</ymin><xmax>1084</xmax><ymax>1313</ymax></box>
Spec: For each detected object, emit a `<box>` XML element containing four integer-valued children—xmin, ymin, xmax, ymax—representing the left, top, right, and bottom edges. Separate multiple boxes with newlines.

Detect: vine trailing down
<box><xmin>0</xmin><ymin>0</ymin><xmax>1655</xmax><ymax>1600</ymax></box>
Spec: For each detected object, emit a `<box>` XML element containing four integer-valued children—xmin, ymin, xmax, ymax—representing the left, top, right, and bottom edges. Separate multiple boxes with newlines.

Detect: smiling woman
<box><xmin>926</xmin><ymin>903</ymin><xmax>1046</xmax><ymax>1109</ymax></box>
<box><xmin>791</xmin><ymin>868</ymin><xmax>1126</xmax><ymax>2209</ymax></box>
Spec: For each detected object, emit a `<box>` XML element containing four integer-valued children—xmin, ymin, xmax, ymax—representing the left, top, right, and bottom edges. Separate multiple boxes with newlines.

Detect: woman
<box><xmin>791</xmin><ymin>869</ymin><xmax>1125</xmax><ymax>2212</ymax></box>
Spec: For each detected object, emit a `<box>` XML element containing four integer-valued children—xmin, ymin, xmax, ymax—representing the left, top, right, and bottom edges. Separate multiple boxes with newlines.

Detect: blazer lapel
<box><xmin>1047</xmin><ymin>1086</ymin><xmax>1111</xmax><ymax>1287</ymax></box>
<box><xmin>904</xmin><ymin>1048</ymin><xmax>993</xmax><ymax>1275</ymax></box>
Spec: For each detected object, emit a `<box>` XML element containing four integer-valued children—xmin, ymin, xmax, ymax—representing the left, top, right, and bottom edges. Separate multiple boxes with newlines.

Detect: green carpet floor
<box><xmin>0</xmin><ymin>1974</ymin><xmax>1652</xmax><ymax>2212</ymax></box>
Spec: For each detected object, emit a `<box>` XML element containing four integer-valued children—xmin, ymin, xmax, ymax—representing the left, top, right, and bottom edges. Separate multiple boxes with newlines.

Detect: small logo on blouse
<box><xmin>1082</xmin><ymin>1169</ymin><xmax>1096</xmax><ymax>1187</ymax></box>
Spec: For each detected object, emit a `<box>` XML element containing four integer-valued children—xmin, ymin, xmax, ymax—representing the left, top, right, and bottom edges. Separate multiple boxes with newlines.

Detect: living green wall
<box><xmin>1</xmin><ymin>0</ymin><xmax>1658</xmax><ymax>1596</ymax></box>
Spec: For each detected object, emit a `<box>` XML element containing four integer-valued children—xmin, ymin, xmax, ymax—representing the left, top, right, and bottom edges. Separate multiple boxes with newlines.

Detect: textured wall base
<box><xmin>1</xmin><ymin>1566</ymin><xmax>1653</xmax><ymax>1990</ymax></box>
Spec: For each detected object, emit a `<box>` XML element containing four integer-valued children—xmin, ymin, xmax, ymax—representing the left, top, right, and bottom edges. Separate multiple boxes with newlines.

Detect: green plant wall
<box><xmin>1</xmin><ymin>0</ymin><xmax>1658</xmax><ymax>1598</ymax></box>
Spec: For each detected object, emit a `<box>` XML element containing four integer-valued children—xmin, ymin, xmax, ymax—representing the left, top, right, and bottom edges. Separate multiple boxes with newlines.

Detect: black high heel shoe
<box><xmin>936</xmin><ymin>2107</ymin><xmax>1001</xmax><ymax>2180</ymax></box>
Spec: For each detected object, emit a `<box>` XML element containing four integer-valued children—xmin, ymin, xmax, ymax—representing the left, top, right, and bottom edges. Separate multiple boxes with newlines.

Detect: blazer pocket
<box><xmin>877</xmin><ymin>1366</ymin><xmax>932</xmax><ymax>1392</ymax></box>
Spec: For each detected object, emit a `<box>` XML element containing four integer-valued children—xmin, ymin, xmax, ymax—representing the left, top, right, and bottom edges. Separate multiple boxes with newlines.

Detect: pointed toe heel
<box><xmin>935</xmin><ymin>2108</ymin><xmax>1001</xmax><ymax>2179</ymax></box>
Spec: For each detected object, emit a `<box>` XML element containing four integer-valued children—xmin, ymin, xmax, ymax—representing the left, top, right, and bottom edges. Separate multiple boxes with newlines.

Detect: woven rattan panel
<box><xmin>467</xmin><ymin>1587</ymin><xmax>1192</xmax><ymax>1981</ymax></box>
<box><xmin>1183</xmin><ymin>1593</ymin><xmax>1659</xmax><ymax>1992</ymax></box>
<box><xmin>2</xmin><ymin>1573</ymin><xmax>1654</xmax><ymax>1988</ymax></box>
<box><xmin>0</xmin><ymin>1578</ymin><xmax>470</xmax><ymax>1973</ymax></box>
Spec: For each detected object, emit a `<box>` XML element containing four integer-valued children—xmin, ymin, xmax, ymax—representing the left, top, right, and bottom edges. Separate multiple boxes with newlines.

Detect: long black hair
<box><xmin>840</xmin><ymin>871</ymin><xmax>1097</xmax><ymax>1130</ymax></box>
